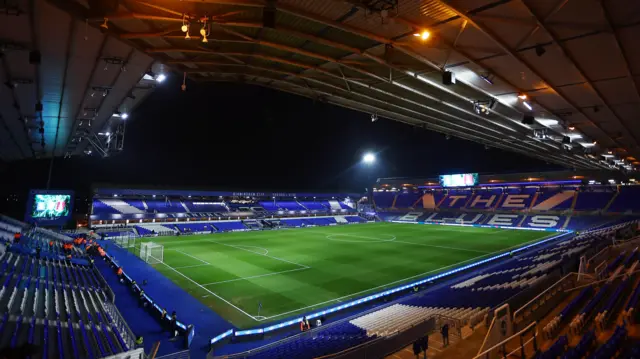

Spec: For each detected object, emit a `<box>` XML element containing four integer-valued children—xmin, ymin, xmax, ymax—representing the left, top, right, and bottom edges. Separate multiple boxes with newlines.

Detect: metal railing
<box><xmin>512</xmin><ymin>273</ymin><xmax>576</xmax><ymax>329</ymax></box>
<box><xmin>102</xmin><ymin>300</ymin><xmax>137</xmax><ymax>350</ymax></box>
<box><xmin>473</xmin><ymin>321</ymin><xmax>538</xmax><ymax>359</ymax></box>
<box><xmin>93</xmin><ymin>265</ymin><xmax>116</xmax><ymax>302</ymax></box>
<box><xmin>98</xmin><ymin>347</ymin><xmax>145</xmax><ymax>359</ymax></box>
<box><xmin>155</xmin><ymin>349</ymin><xmax>190</xmax><ymax>359</ymax></box>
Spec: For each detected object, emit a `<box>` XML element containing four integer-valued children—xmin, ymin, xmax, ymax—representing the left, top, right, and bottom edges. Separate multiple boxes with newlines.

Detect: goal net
<box><xmin>113</xmin><ymin>234</ymin><xmax>137</xmax><ymax>249</ymax></box>
<box><xmin>139</xmin><ymin>242</ymin><xmax>164</xmax><ymax>264</ymax></box>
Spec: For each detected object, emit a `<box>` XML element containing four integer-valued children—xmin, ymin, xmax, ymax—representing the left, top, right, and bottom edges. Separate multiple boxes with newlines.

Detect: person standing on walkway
<box><xmin>441</xmin><ymin>324</ymin><xmax>449</xmax><ymax>347</ymax></box>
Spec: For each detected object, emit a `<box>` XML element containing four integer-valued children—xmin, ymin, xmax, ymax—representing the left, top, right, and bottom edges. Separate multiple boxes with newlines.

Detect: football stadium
<box><xmin>2</xmin><ymin>1</ymin><xmax>640</xmax><ymax>359</ymax></box>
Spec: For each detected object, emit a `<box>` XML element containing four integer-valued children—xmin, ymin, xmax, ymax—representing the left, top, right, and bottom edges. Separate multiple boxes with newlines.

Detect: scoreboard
<box><xmin>25</xmin><ymin>189</ymin><xmax>74</xmax><ymax>226</ymax></box>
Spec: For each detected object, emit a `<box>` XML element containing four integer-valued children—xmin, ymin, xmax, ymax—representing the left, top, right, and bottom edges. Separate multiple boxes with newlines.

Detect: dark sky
<box><xmin>1</xmin><ymin>74</ymin><xmax>559</xmax><ymax>209</ymax></box>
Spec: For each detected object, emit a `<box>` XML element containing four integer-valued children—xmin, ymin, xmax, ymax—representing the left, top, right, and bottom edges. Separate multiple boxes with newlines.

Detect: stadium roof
<box><xmin>2</xmin><ymin>1</ymin><xmax>640</xmax><ymax>172</ymax></box>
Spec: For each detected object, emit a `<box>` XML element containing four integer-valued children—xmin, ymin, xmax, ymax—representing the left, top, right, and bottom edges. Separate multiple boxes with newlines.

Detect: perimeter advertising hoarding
<box><xmin>438</xmin><ymin>173</ymin><xmax>479</xmax><ymax>187</ymax></box>
<box><xmin>25</xmin><ymin>189</ymin><xmax>74</xmax><ymax>226</ymax></box>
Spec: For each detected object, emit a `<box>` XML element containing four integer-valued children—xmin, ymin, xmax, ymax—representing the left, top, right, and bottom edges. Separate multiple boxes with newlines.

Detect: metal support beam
<box><xmin>517</xmin><ymin>0</ymin><xmax>640</xmax><ymax>150</ymax></box>
<box><xmin>433</xmin><ymin>0</ymin><xmax>626</xmax><ymax>152</ymax></box>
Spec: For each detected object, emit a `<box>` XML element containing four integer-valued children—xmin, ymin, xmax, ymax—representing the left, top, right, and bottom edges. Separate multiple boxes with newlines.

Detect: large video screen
<box><xmin>439</xmin><ymin>173</ymin><xmax>479</xmax><ymax>187</ymax></box>
<box><xmin>25</xmin><ymin>190</ymin><xmax>74</xmax><ymax>225</ymax></box>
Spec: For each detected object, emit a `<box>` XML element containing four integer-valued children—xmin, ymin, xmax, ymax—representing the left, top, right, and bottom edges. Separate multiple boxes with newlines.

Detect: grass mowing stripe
<box><xmin>206</xmin><ymin>239</ymin><xmax>310</xmax><ymax>269</ymax></box>
<box><xmin>170</xmin><ymin>249</ymin><xmax>210</xmax><ymax>264</ymax></box>
<box><xmin>202</xmin><ymin>267</ymin><xmax>311</xmax><ymax>286</ymax></box>
<box><xmin>140</xmin><ymin>223</ymin><xmax>554</xmax><ymax>327</ymax></box>
<box><xmin>157</xmin><ymin>261</ymin><xmax>258</xmax><ymax>320</ymax></box>
<box><xmin>392</xmin><ymin>240</ymin><xmax>491</xmax><ymax>254</ymax></box>
<box><xmin>254</xmin><ymin>230</ymin><xmax>559</xmax><ymax>321</ymax></box>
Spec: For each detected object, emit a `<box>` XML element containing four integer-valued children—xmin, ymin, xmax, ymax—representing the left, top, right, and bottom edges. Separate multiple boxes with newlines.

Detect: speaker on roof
<box><xmin>29</xmin><ymin>50</ymin><xmax>41</xmax><ymax>65</ymax></box>
<box><xmin>522</xmin><ymin>115</ymin><xmax>535</xmax><ymax>125</ymax></box>
<box><xmin>442</xmin><ymin>70</ymin><xmax>456</xmax><ymax>85</ymax></box>
<box><xmin>263</xmin><ymin>0</ymin><xmax>276</xmax><ymax>28</ymax></box>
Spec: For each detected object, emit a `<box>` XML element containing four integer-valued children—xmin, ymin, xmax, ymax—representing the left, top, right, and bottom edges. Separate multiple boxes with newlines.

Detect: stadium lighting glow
<box><xmin>536</xmin><ymin>118</ymin><xmax>558</xmax><ymax>126</ymax></box>
<box><xmin>363</xmin><ymin>153</ymin><xmax>375</xmax><ymax>164</ymax></box>
<box><xmin>522</xmin><ymin>101</ymin><xmax>533</xmax><ymax>111</ymax></box>
<box><xmin>156</xmin><ymin>74</ymin><xmax>166</xmax><ymax>83</ymax></box>
<box><xmin>413</xmin><ymin>30</ymin><xmax>430</xmax><ymax>40</ymax></box>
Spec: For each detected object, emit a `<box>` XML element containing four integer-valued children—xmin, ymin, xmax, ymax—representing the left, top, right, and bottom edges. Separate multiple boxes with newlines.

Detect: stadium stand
<box><xmin>0</xmin><ymin>217</ymin><xmax>138</xmax><ymax>359</ymax></box>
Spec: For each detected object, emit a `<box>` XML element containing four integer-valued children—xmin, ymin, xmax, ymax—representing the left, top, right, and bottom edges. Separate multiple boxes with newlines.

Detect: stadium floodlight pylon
<box><xmin>139</xmin><ymin>242</ymin><xmax>164</xmax><ymax>264</ymax></box>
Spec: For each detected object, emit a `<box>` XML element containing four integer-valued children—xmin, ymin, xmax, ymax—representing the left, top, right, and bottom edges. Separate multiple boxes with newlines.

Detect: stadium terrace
<box><xmin>4</xmin><ymin>170</ymin><xmax>640</xmax><ymax>358</ymax></box>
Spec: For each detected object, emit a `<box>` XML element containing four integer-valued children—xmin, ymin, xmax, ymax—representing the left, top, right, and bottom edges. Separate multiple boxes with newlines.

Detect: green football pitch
<box><xmin>136</xmin><ymin>222</ymin><xmax>551</xmax><ymax>328</ymax></box>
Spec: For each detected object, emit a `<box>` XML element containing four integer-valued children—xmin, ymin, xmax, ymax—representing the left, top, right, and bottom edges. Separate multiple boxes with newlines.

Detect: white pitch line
<box><xmin>257</xmin><ymin>232</ymin><xmax>561</xmax><ymax>321</ymax></box>
<box><xmin>157</xmin><ymin>261</ymin><xmax>258</xmax><ymax>321</ymax></box>
<box><xmin>173</xmin><ymin>264</ymin><xmax>210</xmax><ymax>270</ymax></box>
<box><xmin>206</xmin><ymin>239</ymin><xmax>309</xmax><ymax>269</ymax></box>
<box><xmin>201</xmin><ymin>267</ymin><xmax>310</xmax><ymax>286</ymax></box>
<box><xmin>170</xmin><ymin>249</ymin><xmax>210</xmax><ymax>265</ymax></box>
<box><xmin>392</xmin><ymin>240</ymin><xmax>491</xmax><ymax>254</ymax></box>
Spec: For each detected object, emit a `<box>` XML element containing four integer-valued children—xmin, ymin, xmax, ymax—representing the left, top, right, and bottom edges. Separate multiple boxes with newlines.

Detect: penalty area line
<box><xmin>206</xmin><ymin>239</ymin><xmax>309</xmax><ymax>269</ymax></box>
<box><xmin>170</xmin><ymin>249</ymin><xmax>210</xmax><ymax>265</ymax></box>
<box><xmin>157</xmin><ymin>261</ymin><xmax>258</xmax><ymax>321</ymax></box>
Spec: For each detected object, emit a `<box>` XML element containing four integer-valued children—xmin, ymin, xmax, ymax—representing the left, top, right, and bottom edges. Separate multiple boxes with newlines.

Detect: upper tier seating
<box><xmin>95</xmin><ymin>199</ymin><xmax>145</xmax><ymax>215</ymax></box>
<box><xmin>258</xmin><ymin>201</ymin><xmax>280</xmax><ymax>211</ymax></box>
<box><xmin>277</xmin><ymin>201</ymin><xmax>305</xmax><ymax>211</ymax></box>
<box><xmin>123</xmin><ymin>200</ymin><xmax>145</xmax><ymax>211</ymax></box>
<box><xmin>135</xmin><ymin>224</ymin><xmax>176</xmax><ymax>236</ymax></box>
<box><xmin>299</xmin><ymin>201</ymin><xmax>329</xmax><ymax>210</ymax></box>
<box><xmin>145</xmin><ymin>200</ymin><xmax>186</xmax><ymax>213</ymax></box>
<box><xmin>437</xmin><ymin>190</ymin><xmax>472</xmax><ymax>210</ymax></box>
<box><xmin>394</xmin><ymin>192</ymin><xmax>422</xmax><ymax>208</ymax></box>
<box><xmin>373</xmin><ymin>192</ymin><xmax>395</xmax><ymax>209</ymax></box>
<box><xmin>573</xmin><ymin>191</ymin><xmax>615</xmax><ymax>211</ymax></box>
<box><xmin>184</xmin><ymin>201</ymin><xmax>228</xmax><ymax>213</ymax></box>
<box><xmin>608</xmin><ymin>186</ymin><xmax>640</xmax><ymax>213</ymax></box>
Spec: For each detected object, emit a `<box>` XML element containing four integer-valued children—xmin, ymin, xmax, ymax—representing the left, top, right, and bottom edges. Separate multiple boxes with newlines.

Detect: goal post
<box><xmin>139</xmin><ymin>242</ymin><xmax>164</xmax><ymax>264</ymax></box>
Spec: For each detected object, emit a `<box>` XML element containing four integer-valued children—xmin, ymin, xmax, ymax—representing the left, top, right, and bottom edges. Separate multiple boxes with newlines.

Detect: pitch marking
<box><xmin>206</xmin><ymin>239</ymin><xmax>309</xmax><ymax>269</ymax></box>
<box><xmin>325</xmin><ymin>233</ymin><xmax>396</xmax><ymax>243</ymax></box>
<box><xmin>157</xmin><ymin>261</ymin><xmax>258</xmax><ymax>320</ymax></box>
<box><xmin>230</xmin><ymin>245</ymin><xmax>269</xmax><ymax>256</ymax></box>
<box><xmin>201</xmin><ymin>267</ymin><xmax>310</xmax><ymax>286</ymax></box>
<box><xmin>392</xmin><ymin>240</ymin><xmax>491</xmax><ymax>254</ymax></box>
<box><xmin>256</xmin><ymin>232</ymin><xmax>560</xmax><ymax>321</ymax></box>
<box><xmin>170</xmin><ymin>249</ymin><xmax>210</xmax><ymax>265</ymax></box>
<box><xmin>173</xmin><ymin>264</ymin><xmax>210</xmax><ymax>269</ymax></box>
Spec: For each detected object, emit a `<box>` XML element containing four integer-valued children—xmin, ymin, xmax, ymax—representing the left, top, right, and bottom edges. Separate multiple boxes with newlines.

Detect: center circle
<box><xmin>326</xmin><ymin>234</ymin><xmax>396</xmax><ymax>243</ymax></box>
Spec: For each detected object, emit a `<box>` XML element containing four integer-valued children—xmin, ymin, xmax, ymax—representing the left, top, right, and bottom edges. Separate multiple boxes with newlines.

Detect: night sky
<box><xmin>0</xmin><ymin>74</ymin><xmax>559</xmax><ymax>214</ymax></box>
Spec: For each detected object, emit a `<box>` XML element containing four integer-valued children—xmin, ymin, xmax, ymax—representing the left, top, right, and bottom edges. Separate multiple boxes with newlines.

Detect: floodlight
<box><xmin>363</xmin><ymin>153</ymin><xmax>375</xmax><ymax>164</ymax></box>
<box><xmin>121</xmin><ymin>113</ymin><xmax>129</xmax><ymax>119</ymax></box>
<box><xmin>156</xmin><ymin>73</ymin><xmax>166</xmax><ymax>83</ymax></box>
<box><xmin>413</xmin><ymin>30</ymin><xmax>430</xmax><ymax>40</ymax></box>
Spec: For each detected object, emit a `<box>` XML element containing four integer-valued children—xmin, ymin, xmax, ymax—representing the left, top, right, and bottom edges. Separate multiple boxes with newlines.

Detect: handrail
<box><xmin>473</xmin><ymin>321</ymin><xmax>537</xmax><ymax>359</ymax></box>
<box><xmin>92</xmin><ymin>265</ymin><xmax>115</xmax><ymax>303</ymax></box>
<box><xmin>512</xmin><ymin>273</ymin><xmax>576</xmax><ymax>323</ymax></box>
<box><xmin>102</xmin><ymin>300</ymin><xmax>137</xmax><ymax>350</ymax></box>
